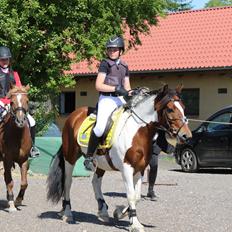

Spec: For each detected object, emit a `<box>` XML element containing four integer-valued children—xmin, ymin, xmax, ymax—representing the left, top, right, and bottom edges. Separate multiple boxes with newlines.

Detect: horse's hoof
<box><xmin>58</xmin><ymin>210</ymin><xmax>64</xmax><ymax>217</ymax></box>
<box><xmin>7</xmin><ymin>201</ymin><xmax>18</xmax><ymax>212</ymax></box>
<box><xmin>7</xmin><ymin>207</ymin><xmax>18</xmax><ymax>213</ymax></box>
<box><xmin>97</xmin><ymin>203</ymin><xmax>110</xmax><ymax>223</ymax></box>
<box><xmin>98</xmin><ymin>215</ymin><xmax>110</xmax><ymax>223</ymax></box>
<box><xmin>14</xmin><ymin>198</ymin><xmax>23</xmax><ymax>207</ymax></box>
<box><xmin>129</xmin><ymin>226</ymin><xmax>145</xmax><ymax>232</ymax></box>
<box><xmin>62</xmin><ymin>215</ymin><xmax>74</xmax><ymax>223</ymax></box>
<box><xmin>98</xmin><ymin>212</ymin><xmax>110</xmax><ymax>223</ymax></box>
<box><xmin>113</xmin><ymin>205</ymin><xmax>128</xmax><ymax>220</ymax></box>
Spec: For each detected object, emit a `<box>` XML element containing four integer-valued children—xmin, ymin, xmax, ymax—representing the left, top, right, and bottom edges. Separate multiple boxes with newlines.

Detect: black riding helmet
<box><xmin>106</xmin><ymin>36</ymin><xmax>125</xmax><ymax>52</ymax></box>
<box><xmin>0</xmin><ymin>46</ymin><xmax>12</xmax><ymax>59</ymax></box>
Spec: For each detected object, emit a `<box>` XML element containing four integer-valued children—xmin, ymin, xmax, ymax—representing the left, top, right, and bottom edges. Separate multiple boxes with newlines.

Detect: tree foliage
<box><xmin>167</xmin><ymin>0</ymin><xmax>193</xmax><ymax>11</ymax></box>
<box><xmin>205</xmin><ymin>0</ymin><xmax>232</xmax><ymax>7</ymax></box>
<box><xmin>0</xmin><ymin>0</ymin><xmax>186</xmax><ymax>131</ymax></box>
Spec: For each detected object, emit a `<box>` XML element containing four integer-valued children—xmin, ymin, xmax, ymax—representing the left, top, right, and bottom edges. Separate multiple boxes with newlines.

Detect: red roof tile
<box><xmin>68</xmin><ymin>6</ymin><xmax>232</xmax><ymax>75</ymax></box>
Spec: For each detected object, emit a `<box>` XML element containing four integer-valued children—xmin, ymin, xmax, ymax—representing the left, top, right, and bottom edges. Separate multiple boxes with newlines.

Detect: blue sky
<box><xmin>191</xmin><ymin>0</ymin><xmax>209</xmax><ymax>9</ymax></box>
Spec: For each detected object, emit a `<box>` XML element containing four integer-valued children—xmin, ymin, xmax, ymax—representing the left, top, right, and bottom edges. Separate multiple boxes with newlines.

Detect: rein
<box><xmin>126</xmin><ymin>87</ymin><xmax>188</xmax><ymax>138</ymax></box>
<box><xmin>130</xmin><ymin>108</ymin><xmax>150</xmax><ymax>124</ymax></box>
<box><xmin>10</xmin><ymin>106</ymin><xmax>27</xmax><ymax>116</ymax></box>
<box><xmin>188</xmin><ymin>118</ymin><xmax>232</xmax><ymax>125</ymax></box>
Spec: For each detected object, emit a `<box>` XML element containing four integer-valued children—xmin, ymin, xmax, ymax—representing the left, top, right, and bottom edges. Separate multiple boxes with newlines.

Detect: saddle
<box><xmin>77</xmin><ymin>107</ymin><xmax>124</xmax><ymax>149</ymax></box>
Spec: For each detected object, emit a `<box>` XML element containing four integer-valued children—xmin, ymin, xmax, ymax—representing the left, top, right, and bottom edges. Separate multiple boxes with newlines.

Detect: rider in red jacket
<box><xmin>0</xmin><ymin>46</ymin><xmax>40</xmax><ymax>158</ymax></box>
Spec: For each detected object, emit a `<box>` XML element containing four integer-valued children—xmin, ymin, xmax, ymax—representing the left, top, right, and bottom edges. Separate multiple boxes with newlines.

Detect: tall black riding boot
<box><xmin>29</xmin><ymin>125</ymin><xmax>40</xmax><ymax>158</ymax></box>
<box><xmin>147</xmin><ymin>163</ymin><xmax>158</xmax><ymax>201</ymax></box>
<box><xmin>147</xmin><ymin>141</ymin><xmax>160</xmax><ymax>201</ymax></box>
<box><xmin>84</xmin><ymin>130</ymin><xmax>99</xmax><ymax>171</ymax></box>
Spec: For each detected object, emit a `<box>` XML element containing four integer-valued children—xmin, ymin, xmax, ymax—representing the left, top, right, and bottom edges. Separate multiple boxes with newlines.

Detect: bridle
<box><xmin>161</xmin><ymin>99</ymin><xmax>188</xmax><ymax>137</ymax></box>
<box><xmin>155</xmin><ymin>93</ymin><xmax>188</xmax><ymax>138</ymax></box>
<box><xmin>126</xmin><ymin>87</ymin><xmax>189</xmax><ymax>138</ymax></box>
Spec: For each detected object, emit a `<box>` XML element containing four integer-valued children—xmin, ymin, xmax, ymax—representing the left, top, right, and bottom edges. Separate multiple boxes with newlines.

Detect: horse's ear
<box><xmin>176</xmin><ymin>84</ymin><xmax>184</xmax><ymax>94</ymax></box>
<box><xmin>9</xmin><ymin>81</ymin><xmax>15</xmax><ymax>90</ymax></box>
<box><xmin>162</xmin><ymin>84</ymin><xmax>169</xmax><ymax>94</ymax></box>
<box><xmin>6</xmin><ymin>82</ymin><xmax>15</xmax><ymax>98</ymax></box>
<box><xmin>6</xmin><ymin>89</ymin><xmax>12</xmax><ymax>99</ymax></box>
<box><xmin>25</xmin><ymin>84</ymin><xmax>30</xmax><ymax>92</ymax></box>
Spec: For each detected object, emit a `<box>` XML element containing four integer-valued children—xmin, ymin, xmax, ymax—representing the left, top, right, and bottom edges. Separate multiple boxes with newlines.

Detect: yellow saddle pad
<box><xmin>77</xmin><ymin>107</ymin><xmax>124</xmax><ymax>149</ymax></box>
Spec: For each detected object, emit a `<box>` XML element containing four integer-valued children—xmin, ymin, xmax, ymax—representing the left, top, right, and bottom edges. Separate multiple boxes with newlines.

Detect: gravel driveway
<box><xmin>0</xmin><ymin>156</ymin><xmax>232</xmax><ymax>232</ymax></box>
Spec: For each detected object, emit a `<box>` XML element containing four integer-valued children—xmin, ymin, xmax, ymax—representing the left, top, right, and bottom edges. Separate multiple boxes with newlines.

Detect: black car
<box><xmin>174</xmin><ymin>105</ymin><xmax>232</xmax><ymax>172</ymax></box>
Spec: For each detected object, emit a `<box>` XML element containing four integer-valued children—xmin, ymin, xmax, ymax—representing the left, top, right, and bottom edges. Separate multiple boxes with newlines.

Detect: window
<box><xmin>207</xmin><ymin>112</ymin><xmax>232</xmax><ymax>132</ymax></box>
<box><xmin>218</xmin><ymin>88</ymin><xmax>227</xmax><ymax>94</ymax></box>
<box><xmin>59</xmin><ymin>91</ymin><xmax>75</xmax><ymax>114</ymax></box>
<box><xmin>181</xmin><ymin>88</ymin><xmax>199</xmax><ymax>116</ymax></box>
<box><xmin>80</xmin><ymin>91</ymin><xmax>87</xmax><ymax>96</ymax></box>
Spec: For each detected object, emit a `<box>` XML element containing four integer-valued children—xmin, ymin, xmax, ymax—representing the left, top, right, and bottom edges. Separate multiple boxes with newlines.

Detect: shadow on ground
<box><xmin>103</xmin><ymin>192</ymin><xmax>127</xmax><ymax>198</ymax></box>
<box><xmin>170</xmin><ymin>168</ymin><xmax>232</xmax><ymax>175</ymax></box>
<box><xmin>39</xmin><ymin>209</ymin><xmax>155</xmax><ymax>230</ymax></box>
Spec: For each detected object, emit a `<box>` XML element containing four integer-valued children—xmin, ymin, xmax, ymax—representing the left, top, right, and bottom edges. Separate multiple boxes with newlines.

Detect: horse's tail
<box><xmin>46</xmin><ymin>146</ymin><xmax>65</xmax><ymax>204</ymax></box>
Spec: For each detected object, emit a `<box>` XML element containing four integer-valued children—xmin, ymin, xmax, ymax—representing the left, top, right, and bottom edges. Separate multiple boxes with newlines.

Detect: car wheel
<box><xmin>180</xmin><ymin>148</ymin><xmax>198</xmax><ymax>172</ymax></box>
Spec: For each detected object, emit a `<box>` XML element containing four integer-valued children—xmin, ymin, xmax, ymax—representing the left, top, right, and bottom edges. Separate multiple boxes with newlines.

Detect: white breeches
<box><xmin>93</xmin><ymin>95</ymin><xmax>125</xmax><ymax>137</ymax></box>
<box><xmin>27</xmin><ymin>113</ymin><xmax>36</xmax><ymax>127</ymax></box>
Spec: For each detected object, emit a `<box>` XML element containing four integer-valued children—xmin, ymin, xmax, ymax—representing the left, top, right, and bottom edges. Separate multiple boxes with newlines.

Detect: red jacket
<box><xmin>0</xmin><ymin>71</ymin><xmax>22</xmax><ymax>104</ymax></box>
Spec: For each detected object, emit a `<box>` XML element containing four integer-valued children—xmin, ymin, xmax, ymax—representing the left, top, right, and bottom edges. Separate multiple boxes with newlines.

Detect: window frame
<box><xmin>181</xmin><ymin>88</ymin><xmax>200</xmax><ymax>116</ymax></box>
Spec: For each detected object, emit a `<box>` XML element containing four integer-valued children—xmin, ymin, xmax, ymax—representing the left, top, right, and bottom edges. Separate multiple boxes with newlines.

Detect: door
<box><xmin>195</xmin><ymin>111</ymin><xmax>232</xmax><ymax>164</ymax></box>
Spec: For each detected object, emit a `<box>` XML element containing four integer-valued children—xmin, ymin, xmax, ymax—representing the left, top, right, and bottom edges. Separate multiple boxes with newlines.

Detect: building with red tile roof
<box><xmin>68</xmin><ymin>6</ymin><xmax>232</xmax><ymax>75</ymax></box>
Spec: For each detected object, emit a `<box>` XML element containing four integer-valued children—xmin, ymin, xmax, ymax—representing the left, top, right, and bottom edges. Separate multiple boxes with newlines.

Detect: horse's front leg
<box><xmin>121</xmin><ymin>164</ymin><xmax>144</xmax><ymax>232</ymax></box>
<box><xmin>15</xmin><ymin>160</ymin><xmax>28</xmax><ymax>207</ymax></box>
<box><xmin>133</xmin><ymin>172</ymin><xmax>142</xmax><ymax>204</ymax></box>
<box><xmin>58</xmin><ymin>160</ymin><xmax>75</xmax><ymax>222</ymax></box>
<box><xmin>92</xmin><ymin>168</ymin><xmax>109</xmax><ymax>223</ymax></box>
<box><xmin>113</xmin><ymin>170</ymin><xmax>142</xmax><ymax>221</ymax></box>
<box><xmin>3</xmin><ymin>161</ymin><xmax>17</xmax><ymax>212</ymax></box>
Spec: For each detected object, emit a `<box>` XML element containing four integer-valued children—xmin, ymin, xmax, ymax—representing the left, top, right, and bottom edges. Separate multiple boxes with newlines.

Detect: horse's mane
<box><xmin>10</xmin><ymin>85</ymin><xmax>28</xmax><ymax>93</ymax></box>
<box><xmin>127</xmin><ymin>87</ymin><xmax>156</xmax><ymax>109</ymax></box>
<box><xmin>7</xmin><ymin>85</ymin><xmax>29</xmax><ymax>98</ymax></box>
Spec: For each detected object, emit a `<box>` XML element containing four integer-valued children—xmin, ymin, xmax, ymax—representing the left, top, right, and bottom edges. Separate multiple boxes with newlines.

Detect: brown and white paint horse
<box><xmin>0</xmin><ymin>85</ymin><xmax>32</xmax><ymax>212</ymax></box>
<box><xmin>47</xmin><ymin>85</ymin><xmax>192</xmax><ymax>232</ymax></box>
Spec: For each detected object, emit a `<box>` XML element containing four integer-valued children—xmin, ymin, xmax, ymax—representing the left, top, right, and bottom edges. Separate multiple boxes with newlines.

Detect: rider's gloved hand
<box><xmin>115</xmin><ymin>85</ymin><xmax>128</xmax><ymax>96</ymax></box>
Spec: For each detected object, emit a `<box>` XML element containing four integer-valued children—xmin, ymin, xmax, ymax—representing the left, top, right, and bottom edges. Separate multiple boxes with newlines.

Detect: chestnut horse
<box><xmin>47</xmin><ymin>85</ymin><xmax>192</xmax><ymax>232</ymax></box>
<box><xmin>0</xmin><ymin>85</ymin><xmax>32</xmax><ymax>212</ymax></box>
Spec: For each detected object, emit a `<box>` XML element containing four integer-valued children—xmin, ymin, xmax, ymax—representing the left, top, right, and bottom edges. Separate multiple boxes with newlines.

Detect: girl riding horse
<box><xmin>47</xmin><ymin>85</ymin><xmax>192</xmax><ymax>232</ymax></box>
<box><xmin>0</xmin><ymin>84</ymin><xmax>31</xmax><ymax>212</ymax></box>
<box><xmin>84</xmin><ymin>36</ymin><xmax>131</xmax><ymax>171</ymax></box>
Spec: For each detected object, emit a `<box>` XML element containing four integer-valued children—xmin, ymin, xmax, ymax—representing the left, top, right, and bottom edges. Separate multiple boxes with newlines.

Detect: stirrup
<box><xmin>84</xmin><ymin>157</ymin><xmax>97</xmax><ymax>172</ymax></box>
<box><xmin>29</xmin><ymin>146</ymin><xmax>40</xmax><ymax>158</ymax></box>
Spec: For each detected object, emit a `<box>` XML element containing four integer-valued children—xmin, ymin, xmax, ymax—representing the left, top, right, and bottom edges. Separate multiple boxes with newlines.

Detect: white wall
<box><xmin>56</xmin><ymin>71</ymin><xmax>232</xmax><ymax>130</ymax></box>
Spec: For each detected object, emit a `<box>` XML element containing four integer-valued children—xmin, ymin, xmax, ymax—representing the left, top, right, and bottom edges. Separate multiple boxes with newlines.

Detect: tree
<box><xmin>0</xmin><ymin>0</ymin><xmax>180</xmax><ymax>132</ymax></box>
<box><xmin>167</xmin><ymin>0</ymin><xmax>193</xmax><ymax>11</ymax></box>
<box><xmin>205</xmin><ymin>0</ymin><xmax>232</xmax><ymax>7</ymax></box>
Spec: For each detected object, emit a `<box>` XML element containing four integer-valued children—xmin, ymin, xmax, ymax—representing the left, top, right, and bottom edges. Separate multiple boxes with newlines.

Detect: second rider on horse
<box><xmin>0</xmin><ymin>45</ymin><xmax>40</xmax><ymax>158</ymax></box>
<box><xmin>84</xmin><ymin>36</ymin><xmax>132</xmax><ymax>171</ymax></box>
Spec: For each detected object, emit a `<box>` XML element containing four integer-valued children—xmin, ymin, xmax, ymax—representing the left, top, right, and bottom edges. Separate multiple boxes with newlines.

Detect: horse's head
<box><xmin>7</xmin><ymin>84</ymin><xmax>30</xmax><ymax>128</ymax></box>
<box><xmin>155</xmin><ymin>84</ymin><xmax>192</xmax><ymax>143</ymax></box>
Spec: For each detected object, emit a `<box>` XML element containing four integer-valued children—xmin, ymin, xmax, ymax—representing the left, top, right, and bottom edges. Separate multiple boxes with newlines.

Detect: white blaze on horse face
<box><xmin>16</xmin><ymin>94</ymin><xmax>23</xmax><ymax>117</ymax></box>
<box><xmin>16</xmin><ymin>94</ymin><xmax>22</xmax><ymax>108</ymax></box>
<box><xmin>174</xmin><ymin>101</ymin><xmax>188</xmax><ymax>124</ymax></box>
<box><xmin>174</xmin><ymin>101</ymin><xmax>184</xmax><ymax>116</ymax></box>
